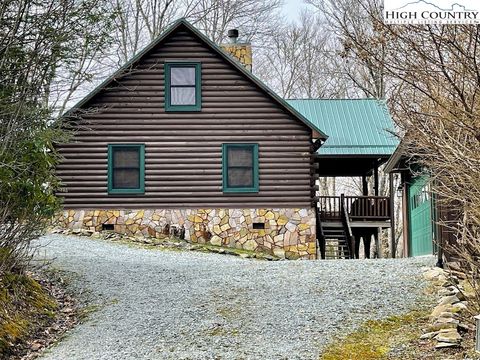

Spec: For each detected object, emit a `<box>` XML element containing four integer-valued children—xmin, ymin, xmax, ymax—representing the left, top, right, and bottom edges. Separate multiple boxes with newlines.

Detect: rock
<box><xmin>298</xmin><ymin>223</ymin><xmax>310</xmax><ymax>231</ymax></box>
<box><xmin>438</xmin><ymin>286</ymin><xmax>458</xmax><ymax>297</ymax></box>
<box><xmin>243</xmin><ymin>240</ymin><xmax>257</xmax><ymax>251</ymax></box>
<box><xmin>285</xmin><ymin>222</ymin><xmax>296</xmax><ymax>232</ymax></box>
<box><xmin>213</xmin><ymin>225</ymin><xmax>222</xmax><ymax>235</ymax></box>
<box><xmin>285</xmin><ymin>251</ymin><xmax>300</xmax><ymax>260</ymax></box>
<box><xmin>435</xmin><ymin>342</ymin><xmax>459</xmax><ymax>349</ymax></box>
<box><xmin>451</xmin><ymin>302</ymin><xmax>468</xmax><ymax>313</ymax></box>
<box><xmin>239</xmin><ymin>253</ymin><xmax>250</xmax><ymax>259</ymax></box>
<box><xmin>210</xmin><ymin>235</ymin><xmax>222</xmax><ymax>247</ymax></box>
<box><xmin>430</xmin><ymin>304</ymin><xmax>453</xmax><ymax>318</ymax></box>
<box><xmin>458</xmin><ymin>323</ymin><xmax>475</xmax><ymax>332</ymax></box>
<box><xmin>429</xmin><ymin>319</ymin><xmax>459</xmax><ymax>331</ymax></box>
<box><xmin>438</xmin><ymin>295</ymin><xmax>461</xmax><ymax>306</ymax></box>
<box><xmin>420</xmin><ymin>331</ymin><xmax>438</xmax><ymax>339</ymax></box>
<box><xmin>429</xmin><ymin>315</ymin><xmax>459</xmax><ymax>332</ymax></box>
<box><xmin>438</xmin><ymin>312</ymin><xmax>458</xmax><ymax>319</ymax></box>
<box><xmin>423</xmin><ymin>268</ymin><xmax>445</xmax><ymax>281</ymax></box>
<box><xmin>435</xmin><ymin>329</ymin><xmax>462</xmax><ymax>343</ymax></box>
<box><xmin>265</xmin><ymin>211</ymin><xmax>275</xmax><ymax>220</ymax></box>
<box><xmin>273</xmin><ymin>248</ymin><xmax>285</xmax><ymax>259</ymax></box>
<box><xmin>31</xmin><ymin>342</ymin><xmax>42</xmax><ymax>351</ymax></box>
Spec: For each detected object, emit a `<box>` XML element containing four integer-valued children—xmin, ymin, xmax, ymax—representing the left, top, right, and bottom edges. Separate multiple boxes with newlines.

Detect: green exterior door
<box><xmin>408</xmin><ymin>176</ymin><xmax>434</xmax><ymax>256</ymax></box>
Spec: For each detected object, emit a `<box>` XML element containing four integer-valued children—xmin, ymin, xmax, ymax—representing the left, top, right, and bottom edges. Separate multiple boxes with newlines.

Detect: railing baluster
<box><xmin>317</xmin><ymin>195</ymin><xmax>391</xmax><ymax>221</ymax></box>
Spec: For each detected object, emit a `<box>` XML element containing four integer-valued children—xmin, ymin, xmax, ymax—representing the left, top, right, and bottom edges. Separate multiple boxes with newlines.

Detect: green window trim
<box><xmin>222</xmin><ymin>143</ymin><xmax>259</xmax><ymax>193</ymax></box>
<box><xmin>108</xmin><ymin>144</ymin><xmax>145</xmax><ymax>194</ymax></box>
<box><xmin>164</xmin><ymin>62</ymin><xmax>201</xmax><ymax>112</ymax></box>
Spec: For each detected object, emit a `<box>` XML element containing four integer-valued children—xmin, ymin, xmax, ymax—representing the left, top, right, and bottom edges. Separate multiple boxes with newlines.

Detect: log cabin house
<box><xmin>56</xmin><ymin>19</ymin><xmax>398</xmax><ymax>260</ymax></box>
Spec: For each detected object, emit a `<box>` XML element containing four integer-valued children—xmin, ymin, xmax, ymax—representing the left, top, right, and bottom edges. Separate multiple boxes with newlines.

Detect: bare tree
<box><xmin>307</xmin><ymin>0</ymin><xmax>388</xmax><ymax>98</ymax></box>
<box><xmin>255</xmin><ymin>12</ymin><xmax>340</xmax><ymax>99</ymax></box>
<box><xmin>106</xmin><ymin>0</ymin><xmax>282</xmax><ymax>64</ymax></box>
<box><xmin>191</xmin><ymin>0</ymin><xmax>282</xmax><ymax>43</ymax></box>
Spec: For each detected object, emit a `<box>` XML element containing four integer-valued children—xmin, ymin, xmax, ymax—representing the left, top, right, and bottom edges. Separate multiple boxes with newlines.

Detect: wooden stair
<box><xmin>321</xmin><ymin>222</ymin><xmax>351</xmax><ymax>260</ymax></box>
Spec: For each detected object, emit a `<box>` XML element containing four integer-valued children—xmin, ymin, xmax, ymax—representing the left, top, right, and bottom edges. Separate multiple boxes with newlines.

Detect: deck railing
<box><xmin>318</xmin><ymin>194</ymin><xmax>391</xmax><ymax>221</ymax></box>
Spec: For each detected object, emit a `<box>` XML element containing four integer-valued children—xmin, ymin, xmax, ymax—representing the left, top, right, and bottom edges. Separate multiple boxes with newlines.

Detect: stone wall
<box><xmin>56</xmin><ymin>208</ymin><xmax>317</xmax><ymax>259</ymax></box>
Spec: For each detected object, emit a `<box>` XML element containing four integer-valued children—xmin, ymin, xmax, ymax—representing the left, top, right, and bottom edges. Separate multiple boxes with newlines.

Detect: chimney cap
<box><xmin>227</xmin><ymin>29</ymin><xmax>239</xmax><ymax>43</ymax></box>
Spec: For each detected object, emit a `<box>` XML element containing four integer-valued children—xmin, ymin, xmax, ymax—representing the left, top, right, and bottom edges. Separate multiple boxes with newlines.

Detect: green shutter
<box><xmin>164</xmin><ymin>62</ymin><xmax>201</xmax><ymax>112</ymax></box>
<box><xmin>222</xmin><ymin>143</ymin><xmax>259</xmax><ymax>193</ymax></box>
<box><xmin>108</xmin><ymin>144</ymin><xmax>145</xmax><ymax>194</ymax></box>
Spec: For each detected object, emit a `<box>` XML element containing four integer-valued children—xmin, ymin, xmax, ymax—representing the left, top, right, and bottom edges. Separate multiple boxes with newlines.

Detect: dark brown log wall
<box><xmin>57</xmin><ymin>24</ymin><xmax>314</xmax><ymax>209</ymax></box>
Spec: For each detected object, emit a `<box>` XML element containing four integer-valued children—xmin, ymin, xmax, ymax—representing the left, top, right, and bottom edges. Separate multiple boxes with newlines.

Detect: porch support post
<box><xmin>362</xmin><ymin>175</ymin><xmax>368</xmax><ymax>196</ymax></box>
<box><xmin>389</xmin><ymin>172</ymin><xmax>396</xmax><ymax>258</ymax></box>
<box><xmin>375</xmin><ymin>227</ymin><xmax>383</xmax><ymax>258</ymax></box>
<box><xmin>373</xmin><ymin>160</ymin><xmax>379</xmax><ymax>196</ymax></box>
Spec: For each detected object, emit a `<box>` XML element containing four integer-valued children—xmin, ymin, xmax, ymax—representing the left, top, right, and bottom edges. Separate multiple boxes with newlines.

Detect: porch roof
<box><xmin>286</xmin><ymin>99</ymin><xmax>399</xmax><ymax>156</ymax></box>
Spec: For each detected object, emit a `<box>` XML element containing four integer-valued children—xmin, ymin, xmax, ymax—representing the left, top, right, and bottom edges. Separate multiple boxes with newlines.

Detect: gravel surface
<box><xmin>36</xmin><ymin>234</ymin><xmax>434</xmax><ymax>360</ymax></box>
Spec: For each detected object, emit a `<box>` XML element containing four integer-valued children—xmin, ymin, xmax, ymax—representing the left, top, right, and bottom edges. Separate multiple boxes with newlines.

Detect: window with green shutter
<box><xmin>165</xmin><ymin>62</ymin><xmax>201</xmax><ymax>112</ymax></box>
<box><xmin>108</xmin><ymin>144</ymin><xmax>145</xmax><ymax>194</ymax></box>
<box><xmin>222</xmin><ymin>143</ymin><xmax>259</xmax><ymax>193</ymax></box>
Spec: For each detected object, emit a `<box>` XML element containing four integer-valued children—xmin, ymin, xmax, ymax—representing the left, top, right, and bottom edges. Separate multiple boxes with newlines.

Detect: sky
<box><xmin>281</xmin><ymin>0</ymin><xmax>307</xmax><ymax>22</ymax></box>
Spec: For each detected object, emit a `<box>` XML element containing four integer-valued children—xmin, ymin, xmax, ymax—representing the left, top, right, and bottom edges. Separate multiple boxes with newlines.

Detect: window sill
<box><xmin>165</xmin><ymin>105</ymin><xmax>201</xmax><ymax>112</ymax></box>
<box><xmin>108</xmin><ymin>190</ymin><xmax>145</xmax><ymax>195</ymax></box>
<box><xmin>223</xmin><ymin>188</ymin><xmax>259</xmax><ymax>193</ymax></box>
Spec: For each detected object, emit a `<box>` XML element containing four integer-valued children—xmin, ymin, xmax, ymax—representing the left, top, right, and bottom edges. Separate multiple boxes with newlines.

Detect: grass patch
<box><xmin>0</xmin><ymin>272</ymin><xmax>57</xmax><ymax>357</ymax></box>
<box><xmin>320</xmin><ymin>310</ymin><xmax>429</xmax><ymax>360</ymax></box>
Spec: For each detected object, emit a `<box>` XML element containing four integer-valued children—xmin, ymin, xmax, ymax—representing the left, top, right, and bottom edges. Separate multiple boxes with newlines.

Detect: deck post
<box><xmin>375</xmin><ymin>227</ymin><xmax>383</xmax><ymax>258</ymax></box>
<box><xmin>362</xmin><ymin>175</ymin><xmax>368</xmax><ymax>196</ymax></box>
<box><xmin>373</xmin><ymin>160</ymin><xmax>379</xmax><ymax>196</ymax></box>
<box><xmin>389</xmin><ymin>172</ymin><xmax>396</xmax><ymax>258</ymax></box>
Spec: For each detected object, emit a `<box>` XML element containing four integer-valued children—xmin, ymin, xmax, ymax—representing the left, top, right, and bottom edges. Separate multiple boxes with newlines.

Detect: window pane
<box><xmin>228</xmin><ymin>168</ymin><xmax>253</xmax><ymax>187</ymax></box>
<box><xmin>113</xmin><ymin>148</ymin><xmax>139</xmax><ymax>168</ymax></box>
<box><xmin>171</xmin><ymin>87</ymin><xmax>196</xmax><ymax>105</ymax></box>
<box><xmin>228</xmin><ymin>147</ymin><xmax>253</xmax><ymax>167</ymax></box>
<box><xmin>113</xmin><ymin>168</ymin><xmax>140</xmax><ymax>189</ymax></box>
<box><xmin>171</xmin><ymin>67</ymin><xmax>196</xmax><ymax>85</ymax></box>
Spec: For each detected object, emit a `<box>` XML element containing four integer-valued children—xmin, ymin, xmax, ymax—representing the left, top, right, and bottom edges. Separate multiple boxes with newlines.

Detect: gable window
<box><xmin>108</xmin><ymin>144</ymin><xmax>145</xmax><ymax>194</ymax></box>
<box><xmin>222</xmin><ymin>143</ymin><xmax>259</xmax><ymax>193</ymax></box>
<box><xmin>165</xmin><ymin>62</ymin><xmax>201</xmax><ymax>112</ymax></box>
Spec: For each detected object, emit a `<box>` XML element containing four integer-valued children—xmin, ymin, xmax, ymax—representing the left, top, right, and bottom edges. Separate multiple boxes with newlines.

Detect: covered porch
<box><xmin>315</xmin><ymin>154</ymin><xmax>395</xmax><ymax>260</ymax></box>
<box><xmin>287</xmin><ymin>99</ymin><xmax>398</xmax><ymax>260</ymax></box>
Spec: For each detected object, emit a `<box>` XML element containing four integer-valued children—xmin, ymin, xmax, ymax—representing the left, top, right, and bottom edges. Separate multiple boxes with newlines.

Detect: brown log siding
<box><xmin>57</xmin><ymin>26</ymin><xmax>314</xmax><ymax>209</ymax></box>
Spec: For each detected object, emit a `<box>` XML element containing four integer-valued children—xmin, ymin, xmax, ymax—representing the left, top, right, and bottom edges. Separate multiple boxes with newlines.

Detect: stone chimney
<box><xmin>220</xmin><ymin>29</ymin><xmax>252</xmax><ymax>72</ymax></box>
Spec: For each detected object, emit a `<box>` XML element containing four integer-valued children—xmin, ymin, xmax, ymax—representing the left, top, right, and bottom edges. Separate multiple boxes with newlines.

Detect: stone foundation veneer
<box><xmin>56</xmin><ymin>208</ymin><xmax>317</xmax><ymax>260</ymax></box>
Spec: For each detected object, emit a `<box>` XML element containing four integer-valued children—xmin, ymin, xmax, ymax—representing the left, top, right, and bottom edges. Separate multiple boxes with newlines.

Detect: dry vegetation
<box><xmin>320</xmin><ymin>310</ymin><xmax>477</xmax><ymax>360</ymax></box>
<box><xmin>0</xmin><ymin>274</ymin><xmax>57</xmax><ymax>358</ymax></box>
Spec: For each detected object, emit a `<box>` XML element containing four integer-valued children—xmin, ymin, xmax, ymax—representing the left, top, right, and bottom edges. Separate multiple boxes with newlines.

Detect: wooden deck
<box><xmin>316</xmin><ymin>195</ymin><xmax>392</xmax><ymax>260</ymax></box>
<box><xmin>318</xmin><ymin>195</ymin><xmax>391</xmax><ymax>222</ymax></box>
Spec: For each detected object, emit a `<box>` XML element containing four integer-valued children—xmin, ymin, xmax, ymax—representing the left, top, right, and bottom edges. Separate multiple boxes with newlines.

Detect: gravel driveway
<box><xmin>36</xmin><ymin>234</ymin><xmax>434</xmax><ymax>360</ymax></box>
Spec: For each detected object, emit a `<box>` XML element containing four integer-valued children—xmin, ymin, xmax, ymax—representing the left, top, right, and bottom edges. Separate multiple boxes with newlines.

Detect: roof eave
<box><xmin>383</xmin><ymin>142</ymin><xmax>406</xmax><ymax>173</ymax></box>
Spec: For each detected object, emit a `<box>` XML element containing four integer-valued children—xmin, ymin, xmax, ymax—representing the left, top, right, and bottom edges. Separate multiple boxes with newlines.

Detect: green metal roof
<box><xmin>286</xmin><ymin>99</ymin><xmax>399</xmax><ymax>156</ymax></box>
